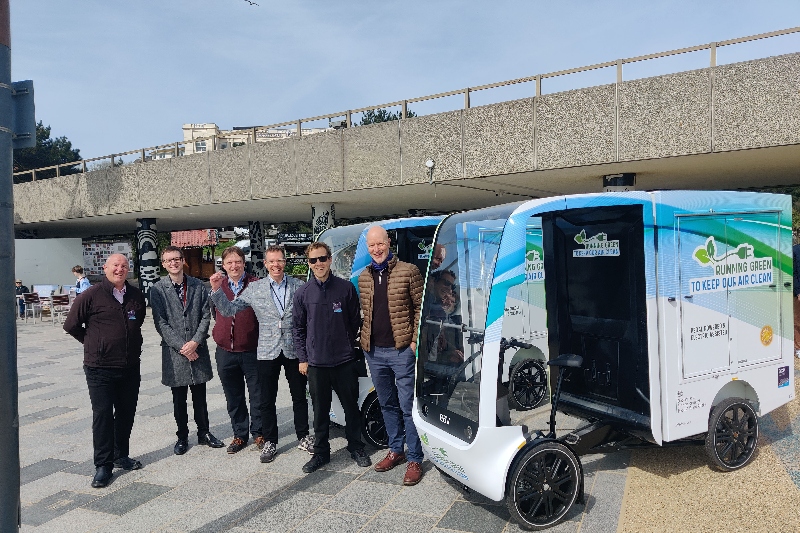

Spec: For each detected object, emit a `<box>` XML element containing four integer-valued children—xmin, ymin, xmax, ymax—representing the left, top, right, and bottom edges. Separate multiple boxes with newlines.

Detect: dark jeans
<box><xmin>171</xmin><ymin>383</ymin><xmax>210</xmax><ymax>440</ymax></box>
<box><xmin>216</xmin><ymin>347</ymin><xmax>262</xmax><ymax>441</ymax></box>
<box><xmin>257</xmin><ymin>353</ymin><xmax>309</xmax><ymax>445</ymax></box>
<box><xmin>84</xmin><ymin>364</ymin><xmax>141</xmax><ymax>467</ymax></box>
<box><xmin>307</xmin><ymin>359</ymin><xmax>364</xmax><ymax>456</ymax></box>
<box><xmin>366</xmin><ymin>345</ymin><xmax>423</xmax><ymax>463</ymax></box>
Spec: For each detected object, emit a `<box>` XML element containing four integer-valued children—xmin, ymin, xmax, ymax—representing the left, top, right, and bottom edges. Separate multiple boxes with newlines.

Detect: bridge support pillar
<box><xmin>311</xmin><ymin>203</ymin><xmax>335</xmax><ymax>240</ymax></box>
<box><xmin>136</xmin><ymin>218</ymin><xmax>159</xmax><ymax>306</ymax></box>
<box><xmin>248</xmin><ymin>221</ymin><xmax>268</xmax><ymax>278</ymax></box>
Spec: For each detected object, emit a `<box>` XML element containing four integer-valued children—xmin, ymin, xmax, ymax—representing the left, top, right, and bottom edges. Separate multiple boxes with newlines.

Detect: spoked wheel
<box><xmin>509</xmin><ymin>359</ymin><xmax>547</xmax><ymax>411</ymax></box>
<box><xmin>705</xmin><ymin>397</ymin><xmax>759</xmax><ymax>472</ymax></box>
<box><xmin>506</xmin><ymin>441</ymin><xmax>581</xmax><ymax>531</ymax></box>
<box><xmin>361</xmin><ymin>392</ymin><xmax>389</xmax><ymax>449</ymax></box>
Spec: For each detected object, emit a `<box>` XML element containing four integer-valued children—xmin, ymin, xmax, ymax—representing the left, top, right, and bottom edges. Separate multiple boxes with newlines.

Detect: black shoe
<box><xmin>302</xmin><ymin>454</ymin><xmax>330</xmax><ymax>473</ymax></box>
<box><xmin>174</xmin><ymin>439</ymin><xmax>188</xmax><ymax>455</ymax></box>
<box><xmin>113</xmin><ymin>457</ymin><xmax>142</xmax><ymax>470</ymax></box>
<box><xmin>198</xmin><ymin>432</ymin><xmax>224</xmax><ymax>448</ymax></box>
<box><xmin>91</xmin><ymin>464</ymin><xmax>113</xmax><ymax>488</ymax></box>
<box><xmin>350</xmin><ymin>448</ymin><xmax>371</xmax><ymax>468</ymax></box>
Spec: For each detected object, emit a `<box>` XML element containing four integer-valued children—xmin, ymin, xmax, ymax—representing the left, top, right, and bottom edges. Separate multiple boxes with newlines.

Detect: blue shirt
<box><xmin>228</xmin><ymin>275</ymin><xmax>246</xmax><ymax>297</ymax></box>
<box><xmin>75</xmin><ymin>277</ymin><xmax>91</xmax><ymax>293</ymax></box>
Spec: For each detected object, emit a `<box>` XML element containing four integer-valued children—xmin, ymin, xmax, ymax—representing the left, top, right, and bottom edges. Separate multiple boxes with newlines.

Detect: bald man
<box><xmin>358</xmin><ymin>226</ymin><xmax>425</xmax><ymax>485</ymax></box>
<box><xmin>65</xmin><ymin>253</ymin><xmax>147</xmax><ymax>488</ymax></box>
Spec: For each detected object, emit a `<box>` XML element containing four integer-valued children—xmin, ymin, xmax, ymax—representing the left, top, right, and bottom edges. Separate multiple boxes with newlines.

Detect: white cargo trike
<box><xmin>413</xmin><ymin>191</ymin><xmax>795</xmax><ymax>530</ymax></box>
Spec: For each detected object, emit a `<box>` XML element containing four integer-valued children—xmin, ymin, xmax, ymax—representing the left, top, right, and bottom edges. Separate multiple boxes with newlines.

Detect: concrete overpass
<box><xmin>12</xmin><ymin>36</ymin><xmax>800</xmax><ymax>239</ymax></box>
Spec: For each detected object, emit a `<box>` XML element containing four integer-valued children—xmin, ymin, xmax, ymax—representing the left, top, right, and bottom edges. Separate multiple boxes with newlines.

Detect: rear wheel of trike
<box><xmin>508</xmin><ymin>359</ymin><xmax>547</xmax><ymax>411</ymax></box>
<box><xmin>704</xmin><ymin>396</ymin><xmax>759</xmax><ymax>472</ymax></box>
<box><xmin>506</xmin><ymin>441</ymin><xmax>581</xmax><ymax>530</ymax></box>
<box><xmin>361</xmin><ymin>391</ymin><xmax>390</xmax><ymax>449</ymax></box>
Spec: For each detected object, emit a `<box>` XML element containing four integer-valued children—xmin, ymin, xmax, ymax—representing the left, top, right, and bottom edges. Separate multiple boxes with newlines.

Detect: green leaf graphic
<box><xmin>695</xmin><ymin>249</ymin><xmax>711</xmax><ymax>264</ymax></box>
<box><xmin>574</xmin><ymin>230</ymin><xmax>585</xmax><ymax>244</ymax></box>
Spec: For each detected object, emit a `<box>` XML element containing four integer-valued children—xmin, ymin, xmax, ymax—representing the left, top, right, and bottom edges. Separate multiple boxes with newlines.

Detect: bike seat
<box><xmin>548</xmin><ymin>353</ymin><xmax>583</xmax><ymax>368</ymax></box>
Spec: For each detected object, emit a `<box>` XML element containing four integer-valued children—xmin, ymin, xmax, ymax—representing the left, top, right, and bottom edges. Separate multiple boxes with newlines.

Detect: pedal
<box><xmin>563</xmin><ymin>433</ymin><xmax>580</xmax><ymax>445</ymax></box>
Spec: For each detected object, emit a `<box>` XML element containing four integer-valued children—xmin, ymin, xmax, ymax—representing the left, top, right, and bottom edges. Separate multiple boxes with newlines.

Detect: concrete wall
<box><xmin>14</xmin><ymin>53</ymin><xmax>800</xmax><ymax>225</ymax></box>
<box><xmin>15</xmin><ymin>238</ymin><xmax>84</xmax><ymax>288</ymax></box>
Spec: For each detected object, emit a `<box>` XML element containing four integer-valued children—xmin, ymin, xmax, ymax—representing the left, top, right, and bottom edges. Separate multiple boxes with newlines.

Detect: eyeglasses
<box><xmin>163</xmin><ymin>257</ymin><xmax>183</xmax><ymax>264</ymax></box>
<box><xmin>266</xmin><ymin>259</ymin><xmax>286</xmax><ymax>265</ymax></box>
<box><xmin>307</xmin><ymin>255</ymin><xmax>330</xmax><ymax>264</ymax></box>
<box><xmin>439</xmin><ymin>279</ymin><xmax>454</xmax><ymax>288</ymax></box>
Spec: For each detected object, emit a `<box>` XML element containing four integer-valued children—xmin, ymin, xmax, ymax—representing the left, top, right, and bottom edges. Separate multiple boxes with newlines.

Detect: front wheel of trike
<box><xmin>704</xmin><ymin>396</ymin><xmax>759</xmax><ymax>472</ymax></box>
<box><xmin>506</xmin><ymin>441</ymin><xmax>581</xmax><ymax>531</ymax></box>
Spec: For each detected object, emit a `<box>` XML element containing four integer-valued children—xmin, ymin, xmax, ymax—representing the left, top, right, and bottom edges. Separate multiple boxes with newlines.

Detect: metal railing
<box><xmin>13</xmin><ymin>26</ymin><xmax>800</xmax><ymax>183</ymax></box>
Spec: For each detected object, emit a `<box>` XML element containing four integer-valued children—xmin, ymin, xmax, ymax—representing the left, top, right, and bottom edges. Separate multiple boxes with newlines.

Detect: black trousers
<box><xmin>84</xmin><ymin>364</ymin><xmax>141</xmax><ymax>467</ymax></box>
<box><xmin>307</xmin><ymin>359</ymin><xmax>364</xmax><ymax>456</ymax></box>
<box><xmin>257</xmin><ymin>353</ymin><xmax>309</xmax><ymax>445</ymax></box>
<box><xmin>171</xmin><ymin>383</ymin><xmax>210</xmax><ymax>440</ymax></box>
<box><xmin>216</xmin><ymin>347</ymin><xmax>262</xmax><ymax>441</ymax></box>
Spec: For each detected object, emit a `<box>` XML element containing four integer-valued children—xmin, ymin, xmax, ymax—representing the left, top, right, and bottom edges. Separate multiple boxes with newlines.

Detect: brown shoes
<box><xmin>403</xmin><ymin>461</ymin><xmax>423</xmax><ymax>486</ymax></box>
<box><xmin>253</xmin><ymin>436</ymin><xmax>266</xmax><ymax>451</ymax></box>
<box><xmin>227</xmin><ymin>437</ymin><xmax>247</xmax><ymax>454</ymax></box>
<box><xmin>374</xmin><ymin>451</ymin><xmax>406</xmax><ymax>472</ymax></box>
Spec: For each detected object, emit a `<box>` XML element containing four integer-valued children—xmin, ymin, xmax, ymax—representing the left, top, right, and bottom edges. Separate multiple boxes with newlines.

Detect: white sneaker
<box><xmin>259</xmin><ymin>442</ymin><xmax>277</xmax><ymax>463</ymax></box>
<box><xmin>297</xmin><ymin>435</ymin><xmax>314</xmax><ymax>455</ymax></box>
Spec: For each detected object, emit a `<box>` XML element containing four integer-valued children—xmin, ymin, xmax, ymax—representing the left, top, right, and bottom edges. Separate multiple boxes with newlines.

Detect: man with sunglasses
<box><xmin>293</xmin><ymin>242</ymin><xmax>370</xmax><ymax>473</ymax></box>
<box><xmin>209</xmin><ymin>245</ymin><xmax>312</xmax><ymax>463</ymax></box>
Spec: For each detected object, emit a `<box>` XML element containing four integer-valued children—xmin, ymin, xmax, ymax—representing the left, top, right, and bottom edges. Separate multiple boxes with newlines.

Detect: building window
<box><xmin>195</xmin><ymin>140</ymin><xmax>207</xmax><ymax>152</ymax></box>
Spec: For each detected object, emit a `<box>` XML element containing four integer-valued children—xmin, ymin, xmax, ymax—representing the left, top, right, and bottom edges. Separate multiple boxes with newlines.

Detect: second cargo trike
<box><xmin>412</xmin><ymin>191</ymin><xmax>795</xmax><ymax>530</ymax></box>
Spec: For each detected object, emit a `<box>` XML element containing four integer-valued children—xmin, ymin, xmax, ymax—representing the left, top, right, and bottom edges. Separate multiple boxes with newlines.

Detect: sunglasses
<box><xmin>307</xmin><ymin>255</ymin><xmax>330</xmax><ymax>264</ymax></box>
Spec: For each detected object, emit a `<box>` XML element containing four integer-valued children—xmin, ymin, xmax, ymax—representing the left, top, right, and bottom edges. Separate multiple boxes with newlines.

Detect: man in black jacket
<box><xmin>64</xmin><ymin>254</ymin><xmax>147</xmax><ymax>488</ymax></box>
<box><xmin>293</xmin><ymin>242</ymin><xmax>370</xmax><ymax>473</ymax></box>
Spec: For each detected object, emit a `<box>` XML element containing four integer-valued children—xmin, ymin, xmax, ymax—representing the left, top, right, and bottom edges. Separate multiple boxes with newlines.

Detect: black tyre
<box><xmin>506</xmin><ymin>441</ymin><xmax>581</xmax><ymax>531</ymax></box>
<box><xmin>705</xmin><ymin>396</ymin><xmax>759</xmax><ymax>472</ymax></box>
<box><xmin>509</xmin><ymin>359</ymin><xmax>547</xmax><ymax>411</ymax></box>
<box><xmin>361</xmin><ymin>392</ymin><xmax>389</xmax><ymax>449</ymax></box>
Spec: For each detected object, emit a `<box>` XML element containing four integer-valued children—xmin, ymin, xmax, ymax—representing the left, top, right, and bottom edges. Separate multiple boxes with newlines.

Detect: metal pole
<box><xmin>0</xmin><ymin>1</ymin><xmax>21</xmax><ymax>529</ymax></box>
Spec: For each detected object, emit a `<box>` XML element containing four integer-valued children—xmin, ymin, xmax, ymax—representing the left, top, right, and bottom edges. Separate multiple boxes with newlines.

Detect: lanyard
<box><xmin>270</xmin><ymin>281</ymin><xmax>286</xmax><ymax>316</ymax></box>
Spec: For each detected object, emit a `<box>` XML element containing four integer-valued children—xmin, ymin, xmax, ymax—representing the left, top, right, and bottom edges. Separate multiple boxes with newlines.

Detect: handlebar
<box><xmin>503</xmin><ymin>337</ymin><xmax>533</xmax><ymax>350</ymax></box>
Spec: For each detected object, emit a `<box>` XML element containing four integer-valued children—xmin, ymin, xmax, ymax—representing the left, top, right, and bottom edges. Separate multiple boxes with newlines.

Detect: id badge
<box><xmin>127</xmin><ymin>309</ymin><xmax>137</xmax><ymax>320</ymax></box>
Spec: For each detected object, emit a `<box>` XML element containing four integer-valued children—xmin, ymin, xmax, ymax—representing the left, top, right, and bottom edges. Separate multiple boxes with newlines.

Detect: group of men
<box><xmin>63</xmin><ymin>224</ymin><xmax>426</xmax><ymax>489</ymax></box>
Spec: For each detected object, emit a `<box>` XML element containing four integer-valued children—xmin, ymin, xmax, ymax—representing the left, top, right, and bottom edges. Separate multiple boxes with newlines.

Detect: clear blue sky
<box><xmin>9</xmin><ymin>1</ymin><xmax>800</xmax><ymax>159</ymax></box>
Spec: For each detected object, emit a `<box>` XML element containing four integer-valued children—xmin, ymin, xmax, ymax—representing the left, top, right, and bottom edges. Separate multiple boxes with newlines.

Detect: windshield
<box><xmin>416</xmin><ymin>202</ymin><xmax>520</xmax><ymax>442</ymax></box>
<box><xmin>318</xmin><ymin>223</ymin><xmax>370</xmax><ymax>279</ymax></box>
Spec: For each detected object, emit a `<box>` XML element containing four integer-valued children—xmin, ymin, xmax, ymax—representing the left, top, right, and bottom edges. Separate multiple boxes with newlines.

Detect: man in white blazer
<box><xmin>210</xmin><ymin>245</ymin><xmax>311</xmax><ymax>464</ymax></box>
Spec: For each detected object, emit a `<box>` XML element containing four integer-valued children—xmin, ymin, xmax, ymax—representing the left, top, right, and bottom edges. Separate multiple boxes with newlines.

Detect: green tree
<box><xmin>359</xmin><ymin>107</ymin><xmax>417</xmax><ymax>126</ymax></box>
<box><xmin>13</xmin><ymin>121</ymin><xmax>81</xmax><ymax>180</ymax></box>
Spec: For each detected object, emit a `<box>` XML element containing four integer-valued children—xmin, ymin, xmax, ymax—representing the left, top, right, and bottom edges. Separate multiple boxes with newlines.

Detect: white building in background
<box><xmin>181</xmin><ymin>123</ymin><xmax>330</xmax><ymax>156</ymax></box>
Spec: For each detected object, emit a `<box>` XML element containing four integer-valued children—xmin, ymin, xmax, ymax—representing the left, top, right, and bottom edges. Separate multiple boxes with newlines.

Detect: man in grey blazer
<box><xmin>151</xmin><ymin>246</ymin><xmax>225</xmax><ymax>455</ymax></box>
<box><xmin>210</xmin><ymin>245</ymin><xmax>311</xmax><ymax>464</ymax></box>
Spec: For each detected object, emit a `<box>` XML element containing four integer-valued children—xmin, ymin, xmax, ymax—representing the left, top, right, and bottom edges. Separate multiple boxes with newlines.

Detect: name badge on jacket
<box><xmin>127</xmin><ymin>310</ymin><xmax>137</xmax><ymax>320</ymax></box>
<box><xmin>332</xmin><ymin>302</ymin><xmax>342</xmax><ymax>313</ymax></box>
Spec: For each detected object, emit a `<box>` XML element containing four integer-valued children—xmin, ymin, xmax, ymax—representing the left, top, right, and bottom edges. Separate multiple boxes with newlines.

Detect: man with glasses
<box><xmin>14</xmin><ymin>279</ymin><xmax>28</xmax><ymax>318</ymax></box>
<box><xmin>358</xmin><ymin>226</ymin><xmax>425</xmax><ymax>485</ymax></box>
<box><xmin>151</xmin><ymin>246</ymin><xmax>224</xmax><ymax>456</ymax></box>
<box><xmin>209</xmin><ymin>245</ymin><xmax>311</xmax><ymax>463</ymax></box>
<box><xmin>210</xmin><ymin>247</ymin><xmax>263</xmax><ymax>454</ymax></box>
<box><xmin>293</xmin><ymin>242</ymin><xmax>370</xmax><ymax>473</ymax></box>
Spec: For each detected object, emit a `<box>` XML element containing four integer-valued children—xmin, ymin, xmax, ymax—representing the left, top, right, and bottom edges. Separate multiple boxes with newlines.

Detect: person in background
<box><xmin>63</xmin><ymin>254</ymin><xmax>146</xmax><ymax>488</ymax></box>
<box><xmin>210</xmin><ymin>246</ymin><xmax>265</xmax><ymax>455</ymax></box>
<box><xmin>72</xmin><ymin>265</ymin><xmax>91</xmax><ymax>293</ymax></box>
<box><xmin>14</xmin><ymin>279</ymin><xmax>28</xmax><ymax>318</ymax></box>
<box><xmin>150</xmin><ymin>246</ymin><xmax>224</xmax><ymax>455</ymax></box>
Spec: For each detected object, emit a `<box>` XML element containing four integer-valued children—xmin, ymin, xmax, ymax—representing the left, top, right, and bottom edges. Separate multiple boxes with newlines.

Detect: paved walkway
<box><xmin>14</xmin><ymin>315</ymin><xmax>800</xmax><ymax>532</ymax></box>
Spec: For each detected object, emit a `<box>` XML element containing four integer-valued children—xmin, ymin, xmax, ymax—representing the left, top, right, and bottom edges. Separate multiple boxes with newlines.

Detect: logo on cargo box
<box><xmin>760</xmin><ymin>325</ymin><xmax>774</xmax><ymax>346</ymax></box>
<box><xmin>573</xmin><ymin>230</ymin><xmax>620</xmax><ymax>258</ymax></box>
<box><xmin>689</xmin><ymin>236</ymin><xmax>773</xmax><ymax>294</ymax></box>
<box><xmin>778</xmin><ymin>366</ymin><xmax>790</xmax><ymax>388</ymax></box>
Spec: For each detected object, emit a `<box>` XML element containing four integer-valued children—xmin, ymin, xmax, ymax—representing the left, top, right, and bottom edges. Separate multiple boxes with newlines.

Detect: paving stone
<box><xmin>233</xmin><ymin>471</ymin><xmax>300</xmax><ymax>498</ymax></box>
<box><xmin>93</xmin><ymin>494</ymin><xmax>201</xmax><ymax>533</ymax></box>
<box><xmin>387</xmin><ymin>475</ymin><xmax>462</xmax><ymax>517</ymax></box>
<box><xmin>18</xmin><ymin>373</ymin><xmax>40</xmax><ymax>381</ymax></box>
<box><xmin>289</xmin><ymin>469</ymin><xmax>359</xmax><ymax>495</ymax></box>
<box><xmin>21</xmin><ymin>361</ymin><xmax>57</xmax><ymax>369</ymax></box>
<box><xmin>295</xmin><ymin>509</ymin><xmax>370</xmax><ymax>532</ymax></box>
<box><xmin>22</xmin><ymin>490</ymin><xmax>99</xmax><ymax>527</ymax></box>
<box><xmin>580</xmin><ymin>471</ymin><xmax>627</xmax><ymax>533</ymax></box>
<box><xmin>436</xmin><ymin>500</ymin><xmax>510</xmax><ymax>533</ymax></box>
<box><xmin>18</xmin><ymin>382</ymin><xmax>53</xmax><ymax>393</ymax></box>
<box><xmin>83</xmin><ymin>482</ymin><xmax>172</xmax><ymax>515</ymax></box>
<box><xmin>19</xmin><ymin>406</ymin><xmax>78</xmax><ymax>426</ymax></box>
<box><xmin>138</xmin><ymin>403</ymin><xmax>177</xmax><ymax>417</ymax></box>
<box><xmin>362</xmin><ymin>509</ymin><xmax>439</xmax><ymax>533</ymax></box>
<box><xmin>233</xmin><ymin>490</ymin><xmax>329</xmax><ymax>532</ymax></box>
<box><xmin>51</xmin><ymin>417</ymin><xmax>93</xmax><ymax>435</ymax></box>
<box><xmin>323</xmin><ymin>480</ymin><xmax>403</xmax><ymax>515</ymax></box>
<box><xmin>22</xmin><ymin>507</ymin><xmax>116</xmax><ymax>533</ymax></box>
<box><xmin>20</xmin><ymin>458</ymin><xmax>79</xmax><ymax>485</ymax></box>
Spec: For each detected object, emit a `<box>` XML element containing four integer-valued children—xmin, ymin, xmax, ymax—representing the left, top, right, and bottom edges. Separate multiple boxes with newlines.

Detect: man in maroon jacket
<box><xmin>212</xmin><ymin>247</ymin><xmax>263</xmax><ymax>453</ymax></box>
<box><xmin>64</xmin><ymin>254</ymin><xmax>146</xmax><ymax>488</ymax></box>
